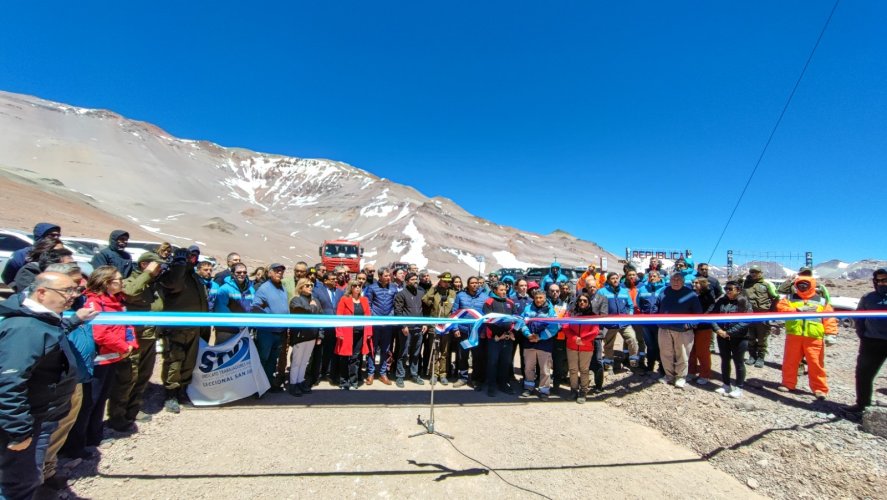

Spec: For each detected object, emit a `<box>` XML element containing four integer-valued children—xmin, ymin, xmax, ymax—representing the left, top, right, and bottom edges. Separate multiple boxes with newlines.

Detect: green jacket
<box><xmin>742</xmin><ymin>276</ymin><xmax>779</xmax><ymax>312</ymax></box>
<box><xmin>421</xmin><ymin>286</ymin><xmax>457</xmax><ymax>318</ymax></box>
<box><xmin>123</xmin><ymin>268</ymin><xmax>164</xmax><ymax>339</ymax></box>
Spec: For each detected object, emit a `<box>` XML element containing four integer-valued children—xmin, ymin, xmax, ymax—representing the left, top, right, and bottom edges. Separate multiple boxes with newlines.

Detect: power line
<box><xmin>707</xmin><ymin>0</ymin><xmax>841</xmax><ymax>264</ymax></box>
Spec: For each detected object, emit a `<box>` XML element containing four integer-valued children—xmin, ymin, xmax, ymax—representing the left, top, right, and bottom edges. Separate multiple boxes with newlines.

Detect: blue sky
<box><xmin>1</xmin><ymin>1</ymin><xmax>884</xmax><ymax>264</ymax></box>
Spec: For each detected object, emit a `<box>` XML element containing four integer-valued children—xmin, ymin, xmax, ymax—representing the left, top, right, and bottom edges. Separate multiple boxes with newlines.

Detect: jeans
<box><xmin>457</xmin><ymin>338</ymin><xmax>486</xmax><ymax>383</ymax></box>
<box><xmin>367</xmin><ymin>325</ymin><xmax>395</xmax><ymax>376</ymax></box>
<box><xmin>485</xmin><ymin>337</ymin><xmax>514</xmax><ymax>390</ymax></box>
<box><xmin>396</xmin><ymin>327</ymin><xmax>424</xmax><ymax>380</ymax></box>
<box><xmin>640</xmin><ymin>325</ymin><xmax>660</xmax><ymax>371</ymax></box>
<box><xmin>255</xmin><ymin>331</ymin><xmax>284</xmax><ymax>386</ymax></box>
<box><xmin>552</xmin><ymin>338</ymin><xmax>568</xmax><ymax>387</ymax></box>
<box><xmin>0</xmin><ymin>418</ymin><xmax>58</xmax><ymax>500</ymax></box>
<box><xmin>856</xmin><ymin>336</ymin><xmax>887</xmax><ymax>407</ymax></box>
<box><xmin>717</xmin><ymin>336</ymin><xmax>748</xmax><ymax>387</ymax></box>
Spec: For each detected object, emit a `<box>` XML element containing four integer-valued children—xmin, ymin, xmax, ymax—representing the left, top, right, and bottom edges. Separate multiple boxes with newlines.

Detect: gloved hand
<box><xmin>824</xmin><ymin>335</ymin><xmax>837</xmax><ymax>346</ymax></box>
<box><xmin>171</xmin><ymin>248</ymin><xmax>189</xmax><ymax>266</ymax></box>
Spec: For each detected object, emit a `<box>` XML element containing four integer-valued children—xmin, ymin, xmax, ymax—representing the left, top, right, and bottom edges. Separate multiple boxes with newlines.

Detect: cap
<box><xmin>269</xmin><ymin>263</ymin><xmax>286</xmax><ymax>271</ymax></box>
<box><xmin>798</xmin><ymin>266</ymin><xmax>813</xmax><ymax>275</ymax></box>
<box><xmin>188</xmin><ymin>245</ymin><xmax>200</xmax><ymax>254</ymax></box>
<box><xmin>488</xmin><ymin>272</ymin><xmax>498</xmax><ymax>277</ymax></box>
<box><xmin>749</xmin><ymin>265</ymin><xmax>762</xmax><ymax>272</ymax></box>
<box><xmin>438</xmin><ymin>272</ymin><xmax>453</xmax><ymax>282</ymax></box>
<box><xmin>137</xmin><ymin>252</ymin><xmax>165</xmax><ymax>264</ymax></box>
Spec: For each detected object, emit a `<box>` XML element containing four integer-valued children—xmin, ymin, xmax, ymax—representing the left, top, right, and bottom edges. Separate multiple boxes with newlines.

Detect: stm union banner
<box><xmin>186</xmin><ymin>330</ymin><xmax>271</xmax><ymax>406</ymax></box>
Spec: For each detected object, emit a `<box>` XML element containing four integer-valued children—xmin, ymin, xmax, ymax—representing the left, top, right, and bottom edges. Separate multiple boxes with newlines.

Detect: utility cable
<box><xmin>434</xmin><ymin>433</ymin><xmax>554</xmax><ymax>500</ymax></box>
<box><xmin>707</xmin><ymin>0</ymin><xmax>841</xmax><ymax>264</ymax></box>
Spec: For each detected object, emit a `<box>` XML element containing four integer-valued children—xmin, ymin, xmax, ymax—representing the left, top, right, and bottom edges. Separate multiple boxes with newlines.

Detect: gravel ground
<box><xmin>599</xmin><ymin>322</ymin><xmax>886</xmax><ymax>500</ymax></box>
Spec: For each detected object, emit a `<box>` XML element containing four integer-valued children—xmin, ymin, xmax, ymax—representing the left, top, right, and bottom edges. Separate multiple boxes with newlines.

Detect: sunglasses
<box><xmin>234</xmin><ymin>271</ymin><xmax>248</xmax><ymax>276</ymax></box>
<box><xmin>725</xmin><ymin>287</ymin><xmax>738</xmax><ymax>291</ymax></box>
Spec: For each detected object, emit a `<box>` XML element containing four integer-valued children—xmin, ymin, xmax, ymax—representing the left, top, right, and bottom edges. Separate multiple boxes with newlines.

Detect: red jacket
<box><xmin>335</xmin><ymin>296</ymin><xmax>373</xmax><ymax>356</ymax></box>
<box><xmin>562</xmin><ymin>313</ymin><xmax>599</xmax><ymax>352</ymax></box>
<box><xmin>85</xmin><ymin>292</ymin><xmax>137</xmax><ymax>365</ymax></box>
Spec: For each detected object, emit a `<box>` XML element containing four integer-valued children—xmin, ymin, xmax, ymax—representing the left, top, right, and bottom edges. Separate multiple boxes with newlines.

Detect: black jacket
<box><xmin>288</xmin><ymin>294</ymin><xmax>322</xmax><ymax>344</ymax></box>
<box><xmin>11</xmin><ymin>262</ymin><xmax>41</xmax><ymax>293</ymax></box>
<box><xmin>394</xmin><ymin>286</ymin><xmax>425</xmax><ymax>321</ymax></box>
<box><xmin>0</xmin><ymin>295</ymin><xmax>78</xmax><ymax>441</ymax></box>
<box><xmin>90</xmin><ymin>230</ymin><xmax>134</xmax><ymax>278</ymax></box>
<box><xmin>711</xmin><ymin>295</ymin><xmax>753</xmax><ymax>339</ymax></box>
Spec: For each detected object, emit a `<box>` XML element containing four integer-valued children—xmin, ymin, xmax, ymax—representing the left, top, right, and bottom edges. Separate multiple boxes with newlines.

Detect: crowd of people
<box><xmin>1</xmin><ymin>221</ymin><xmax>886</xmax><ymax>499</ymax></box>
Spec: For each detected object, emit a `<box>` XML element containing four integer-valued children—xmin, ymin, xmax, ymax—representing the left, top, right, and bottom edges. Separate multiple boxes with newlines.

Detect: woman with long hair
<box><xmin>563</xmin><ymin>293</ymin><xmax>601</xmax><ymax>403</ymax></box>
<box><xmin>251</xmin><ymin>266</ymin><xmax>268</xmax><ymax>288</ymax></box>
<box><xmin>61</xmin><ymin>265</ymin><xmax>136</xmax><ymax>458</ymax></box>
<box><xmin>287</xmin><ymin>278</ymin><xmax>322</xmax><ymax>396</ymax></box>
<box><xmin>335</xmin><ymin>280</ymin><xmax>373</xmax><ymax>390</ymax></box>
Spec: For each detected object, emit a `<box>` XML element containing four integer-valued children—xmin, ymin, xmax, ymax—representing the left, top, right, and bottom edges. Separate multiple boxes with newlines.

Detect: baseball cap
<box><xmin>749</xmin><ymin>265</ymin><xmax>762</xmax><ymax>272</ymax></box>
<box><xmin>137</xmin><ymin>252</ymin><xmax>165</xmax><ymax>264</ymax></box>
<box><xmin>269</xmin><ymin>263</ymin><xmax>286</xmax><ymax>271</ymax></box>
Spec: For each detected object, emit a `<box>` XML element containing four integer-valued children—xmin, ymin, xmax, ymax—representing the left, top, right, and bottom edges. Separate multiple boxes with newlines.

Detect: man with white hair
<box><xmin>0</xmin><ymin>273</ymin><xmax>97</xmax><ymax>498</ymax></box>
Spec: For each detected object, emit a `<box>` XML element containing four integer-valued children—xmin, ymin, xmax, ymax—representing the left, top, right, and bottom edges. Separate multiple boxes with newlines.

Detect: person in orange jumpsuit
<box><xmin>776</xmin><ymin>276</ymin><xmax>837</xmax><ymax>400</ymax></box>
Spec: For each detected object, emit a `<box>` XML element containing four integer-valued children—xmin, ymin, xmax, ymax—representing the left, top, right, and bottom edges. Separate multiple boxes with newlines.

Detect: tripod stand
<box><xmin>409</xmin><ymin>333</ymin><xmax>453</xmax><ymax>440</ymax></box>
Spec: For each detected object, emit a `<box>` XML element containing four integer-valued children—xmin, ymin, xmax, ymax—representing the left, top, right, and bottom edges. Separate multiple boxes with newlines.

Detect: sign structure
<box><xmin>627</xmin><ymin>248</ymin><xmax>691</xmax><ymax>261</ymax></box>
<box><xmin>187</xmin><ymin>329</ymin><xmax>271</xmax><ymax>406</ymax></box>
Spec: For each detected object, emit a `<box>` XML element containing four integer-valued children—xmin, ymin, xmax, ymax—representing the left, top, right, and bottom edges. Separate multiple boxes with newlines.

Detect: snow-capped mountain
<box><xmin>0</xmin><ymin>90</ymin><xmax>618</xmax><ymax>276</ymax></box>
<box><xmin>815</xmin><ymin>259</ymin><xmax>887</xmax><ymax>280</ymax></box>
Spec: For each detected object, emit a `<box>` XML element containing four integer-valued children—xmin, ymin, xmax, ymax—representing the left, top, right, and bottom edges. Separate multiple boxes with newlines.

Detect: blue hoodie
<box><xmin>637</xmin><ymin>280</ymin><xmax>667</xmax><ymax>315</ymax></box>
<box><xmin>520</xmin><ymin>301</ymin><xmax>560</xmax><ymax>353</ymax></box>
<box><xmin>539</xmin><ymin>261</ymin><xmax>569</xmax><ymax>293</ymax></box>
<box><xmin>1</xmin><ymin>223</ymin><xmax>61</xmax><ymax>285</ymax></box>
<box><xmin>596</xmin><ymin>283</ymin><xmax>634</xmax><ymax>329</ymax></box>
<box><xmin>452</xmin><ymin>288</ymin><xmax>488</xmax><ymax>337</ymax></box>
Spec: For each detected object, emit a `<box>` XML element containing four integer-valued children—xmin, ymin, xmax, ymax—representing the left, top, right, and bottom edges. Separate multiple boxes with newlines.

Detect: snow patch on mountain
<box><xmin>400</xmin><ymin>218</ymin><xmax>428</xmax><ymax>269</ymax></box>
<box><xmin>493</xmin><ymin>251</ymin><xmax>536</xmax><ymax>269</ymax></box>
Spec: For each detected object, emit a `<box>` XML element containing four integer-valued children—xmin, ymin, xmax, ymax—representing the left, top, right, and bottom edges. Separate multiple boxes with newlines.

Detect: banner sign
<box><xmin>186</xmin><ymin>329</ymin><xmax>270</xmax><ymax>406</ymax></box>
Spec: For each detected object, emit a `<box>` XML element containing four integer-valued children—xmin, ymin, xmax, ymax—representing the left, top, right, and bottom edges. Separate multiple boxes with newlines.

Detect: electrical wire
<box><xmin>707</xmin><ymin>0</ymin><xmax>841</xmax><ymax>264</ymax></box>
<box><xmin>435</xmin><ymin>434</ymin><xmax>554</xmax><ymax>500</ymax></box>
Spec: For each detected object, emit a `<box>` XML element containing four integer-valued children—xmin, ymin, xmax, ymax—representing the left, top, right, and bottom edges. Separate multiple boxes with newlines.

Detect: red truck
<box><xmin>319</xmin><ymin>240</ymin><xmax>363</xmax><ymax>273</ymax></box>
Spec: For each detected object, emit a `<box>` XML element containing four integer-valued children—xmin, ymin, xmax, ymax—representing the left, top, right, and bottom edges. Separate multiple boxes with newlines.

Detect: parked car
<box><xmin>493</xmin><ymin>268</ymin><xmax>525</xmax><ymax>281</ymax></box>
<box><xmin>524</xmin><ymin>267</ymin><xmax>548</xmax><ymax>284</ymax></box>
<box><xmin>0</xmin><ymin>229</ymin><xmax>33</xmax><ymax>285</ymax></box>
<box><xmin>62</xmin><ymin>237</ymin><xmax>104</xmax><ymax>256</ymax></box>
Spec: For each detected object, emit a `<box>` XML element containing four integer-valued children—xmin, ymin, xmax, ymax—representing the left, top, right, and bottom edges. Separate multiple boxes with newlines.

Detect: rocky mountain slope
<box><xmin>0</xmin><ymin>90</ymin><xmax>617</xmax><ymax>276</ymax></box>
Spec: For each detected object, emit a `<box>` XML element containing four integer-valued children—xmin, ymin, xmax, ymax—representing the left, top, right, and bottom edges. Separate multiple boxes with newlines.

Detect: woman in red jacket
<box><xmin>335</xmin><ymin>280</ymin><xmax>373</xmax><ymax>390</ymax></box>
<box><xmin>61</xmin><ymin>265</ymin><xmax>136</xmax><ymax>458</ymax></box>
<box><xmin>563</xmin><ymin>293</ymin><xmax>600</xmax><ymax>404</ymax></box>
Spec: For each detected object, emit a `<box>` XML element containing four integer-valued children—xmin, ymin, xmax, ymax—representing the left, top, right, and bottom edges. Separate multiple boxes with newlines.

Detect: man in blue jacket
<box><xmin>596</xmin><ymin>273</ymin><xmax>639</xmax><ymax>370</ymax></box>
<box><xmin>251</xmin><ymin>263</ymin><xmax>290</xmax><ymax>392</ymax></box>
<box><xmin>539</xmin><ymin>261</ymin><xmax>569</xmax><ymax>293</ymax></box>
<box><xmin>364</xmin><ymin>268</ymin><xmax>398</xmax><ymax>385</ymax></box>
<box><xmin>654</xmin><ymin>273</ymin><xmax>703</xmax><ymax>389</ymax></box>
<box><xmin>451</xmin><ymin>276</ymin><xmax>488</xmax><ymax>388</ymax></box>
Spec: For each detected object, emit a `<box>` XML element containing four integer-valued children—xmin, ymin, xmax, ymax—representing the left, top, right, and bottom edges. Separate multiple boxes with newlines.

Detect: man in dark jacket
<box><xmin>394</xmin><ymin>273</ymin><xmax>427</xmax><ymax>387</ymax></box>
<box><xmin>212</xmin><ymin>252</ymin><xmax>242</xmax><ymax>285</ymax></box>
<box><xmin>90</xmin><ymin>230</ymin><xmax>134</xmax><ymax>278</ymax></box>
<box><xmin>157</xmin><ymin>248</ymin><xmax>209</xmax><ymax>413</ymax></box>
<box><xmin>851</xmin><ymin>268</ymin><xmax>887</xmax><ymax>413</ymax></box>
<box><xmin>1</xmin><ymin>222</ymin><xmax>61</xmax><ymax>285</ymax></box>
<box><xmin>0</xmin><ymin>272</ymin><xmax>96</xmax><ymax>500</ymax></box>
<box><xmin>308</xmin><ymin>272</ymin><xmax>343</xmax><ymax>385</ymax></box>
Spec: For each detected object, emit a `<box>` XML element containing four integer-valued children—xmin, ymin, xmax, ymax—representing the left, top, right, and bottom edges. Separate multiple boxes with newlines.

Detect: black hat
<box><xmin>188</xmin><ymin>245</ymin><xmax>200</xmax><ymax>254</ymax></box>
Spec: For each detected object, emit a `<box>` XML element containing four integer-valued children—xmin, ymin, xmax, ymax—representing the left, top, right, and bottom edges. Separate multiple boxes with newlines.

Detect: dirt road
<box><xmin>65</xmin><ymin>383</ymin><xmax>760</xmax><ymax>499</ymax></box>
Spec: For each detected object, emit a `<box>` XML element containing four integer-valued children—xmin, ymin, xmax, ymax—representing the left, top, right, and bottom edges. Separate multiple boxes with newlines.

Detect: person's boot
<box><xmin>754</xmin><ymin>356</ymin><xmax>765</xmax><ymax>368</ymax></box>
<box><xmin>299</xmin><ymin>380</ymin><xmax>313</xmax><ymax>394</ymax></box>
<box><xmin>594</xmin><ymin>369</ymin><xmax>604</xmax><ymax>392</ymax></box>
<box><xmin>164</xmin><ymin>390</ymin><xmax>181</xmax><ymax>414</ymax></box>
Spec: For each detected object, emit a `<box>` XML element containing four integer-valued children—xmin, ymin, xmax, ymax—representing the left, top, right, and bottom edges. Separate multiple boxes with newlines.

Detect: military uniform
<box><xmin>421</xmin><ymin>282</ymin><xmax>457</xmax><ymax>379</ymax></box>
<box><xmin>158</xmin><ymin>258</ymin><xmax>209</xmax><ymax>398</ymax></box>
<box><xmin>742</xmin><ymin>274</ymin><xmax>779</xmax><ymax>363</ymax></box>
<box><xmin>107</xmin><ymin>263</ymin><xmax>164</xmax><ymax>428</ymax></box>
